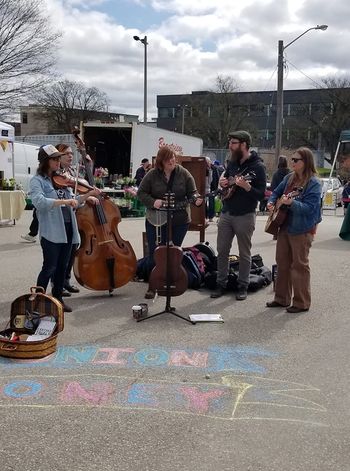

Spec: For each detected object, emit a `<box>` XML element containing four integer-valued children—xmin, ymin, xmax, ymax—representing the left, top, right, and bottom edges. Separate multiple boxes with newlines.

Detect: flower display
<box><xmin>124</xmin><ymin>186</ymin><xmax>138</xmax><ymax>199</ymax></box>
<box><xmin>94</xmin><ymin>167</ymin><xmax>109</xmax><ymax>178</ymax></box>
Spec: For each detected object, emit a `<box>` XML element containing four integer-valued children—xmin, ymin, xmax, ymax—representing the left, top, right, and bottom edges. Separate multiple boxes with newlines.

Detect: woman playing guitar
<box><xmin>137</xmin><ymin>146</ymin><xmax>203</xmax><ymax>299</ymax></box>
<box><xmin>266</xmin><ymin>147</ymin><xmax>322</xmax><ymax>313</ymax></box>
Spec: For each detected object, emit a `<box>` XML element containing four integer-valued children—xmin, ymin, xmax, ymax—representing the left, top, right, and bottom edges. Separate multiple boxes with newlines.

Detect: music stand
<box><xmin>137</xmin><ymin>195</ymin><xmax>195</xmax><ymax>324</ymax></box>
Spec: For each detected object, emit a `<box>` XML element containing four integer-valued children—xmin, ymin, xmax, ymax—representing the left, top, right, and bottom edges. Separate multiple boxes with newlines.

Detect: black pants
<box><xmin>29</xmin><ymin>209</ymin><xmax>39</xmax><ymax>237</ymax></box>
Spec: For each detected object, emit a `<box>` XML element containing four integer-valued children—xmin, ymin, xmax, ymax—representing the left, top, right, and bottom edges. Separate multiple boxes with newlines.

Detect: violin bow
<box><xmin>72</xmin><ymin>126</ymin><xmax>85</xmax><ymax>196</ymax></box>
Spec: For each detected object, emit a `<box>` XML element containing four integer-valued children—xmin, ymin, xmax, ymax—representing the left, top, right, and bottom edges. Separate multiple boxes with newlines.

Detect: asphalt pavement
<box><xmin>0</xmin><ymin>208</ymin><xmax>349</xmax><ymax>471</ymax></box>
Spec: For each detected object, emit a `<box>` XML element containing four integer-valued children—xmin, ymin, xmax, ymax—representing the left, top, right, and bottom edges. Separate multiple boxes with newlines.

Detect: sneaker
<box><xmin>236</xmin><ymin>288</ymin><xmax>247</xmax><ymax>301</ymax></box>
<box><xmin>21</xmin><ymin>234</ymin><xmax>36</xmax><ymax>243</ymax></box>
<box><xmin>210</xmin><ymin>286</ymin><xmax>226</xmax><ymax>298</ymax></box>
<box><xmin>62</xmin><ymin>288</ymin><xmax>72</xmax><ymax>297</ymax></box>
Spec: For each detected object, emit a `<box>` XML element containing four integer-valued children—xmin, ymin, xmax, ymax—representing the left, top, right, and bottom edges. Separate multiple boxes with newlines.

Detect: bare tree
<box><xmin>184</xmin><ymin>75</ymin><xmax>249</xmax><ymax>148</ymax></box>
<box><xmin>308</xmin><ymin>77</ymin><xmax>350</xmax><ymax>163</ymax></box>
<box><xmin>0</xmin><ymin>0</ymin><xmax>60</xmax><ymax>117</ymax></box>
<box><xmin>35</xmin><ymin>79</ymin><xmax>110</xmax><ymax>132</ymax></box>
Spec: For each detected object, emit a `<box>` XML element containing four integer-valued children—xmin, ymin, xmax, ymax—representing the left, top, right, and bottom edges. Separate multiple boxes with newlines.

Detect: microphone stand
<box><xmin>138</xmin><ymin>194</ymin><xmax>194</xmax><ymax>324</ymax></box>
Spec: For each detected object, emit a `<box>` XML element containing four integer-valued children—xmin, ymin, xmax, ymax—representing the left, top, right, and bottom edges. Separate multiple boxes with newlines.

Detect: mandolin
<box><xmin>265</xmin><ymin>187</ymin><xmax>303</xmax><ymax>236</ymax></box>
<box><xmin>219</xmin><ymin>171</ymin><xmax>256</xmax><ymax>201</ymax></box>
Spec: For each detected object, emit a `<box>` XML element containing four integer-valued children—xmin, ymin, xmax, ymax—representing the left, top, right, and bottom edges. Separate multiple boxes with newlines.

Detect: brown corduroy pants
<box><xmin>274</xmin><ymin>231</ymin><xmax>313</xmax><ymax>309</ymax></box>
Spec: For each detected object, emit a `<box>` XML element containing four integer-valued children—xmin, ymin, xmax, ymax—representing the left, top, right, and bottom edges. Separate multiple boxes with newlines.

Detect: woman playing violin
<box><xmin>29</xmin><ymin>145</ymin><xmax>101</xmax><ymax>312</ymax></box>
<box><xmin>55</xmin><ymin>143</ymin><xmax>98</xmax><ymax>296</ymax></box>
<box><xmin>137</xmin><ymin>145</ymin><xmax>203</xmax><ymax>299</ymax></box>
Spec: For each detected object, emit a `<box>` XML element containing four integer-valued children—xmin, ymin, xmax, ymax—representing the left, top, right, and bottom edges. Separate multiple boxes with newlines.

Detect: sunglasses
<box><xmin>291</xmin><ymin>157</ymin><xmax>304</xmax><ymax>163</ymax></box>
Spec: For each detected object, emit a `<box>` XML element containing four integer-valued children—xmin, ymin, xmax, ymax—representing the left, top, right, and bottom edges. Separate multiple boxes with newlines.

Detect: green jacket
<box><xmin>137</xmin><ymin>165</ymin><xmax>198</xmax><ymax>225</ymax></box>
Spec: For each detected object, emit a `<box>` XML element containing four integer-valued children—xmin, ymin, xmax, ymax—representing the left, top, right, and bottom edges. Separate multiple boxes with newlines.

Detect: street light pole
<box><xmin>274</xmin><ymin>24</ymin><xmax>328</xmax><ymax>166</ymax></box>
<box><xmin>133</xmin><ymin>35</ymin><xmax>148</xmax><ymax>124</ymax></box>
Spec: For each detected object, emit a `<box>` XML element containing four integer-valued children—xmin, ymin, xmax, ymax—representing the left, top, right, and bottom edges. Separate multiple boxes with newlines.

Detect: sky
<box><xmin>43</xmin><ymin>0</ymin><xmax>348</xmax><ymax>120</ymax></box>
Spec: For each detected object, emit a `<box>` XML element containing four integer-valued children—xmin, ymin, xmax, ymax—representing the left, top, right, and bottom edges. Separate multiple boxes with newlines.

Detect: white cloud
<box><xmin>41</xmin><ymin>0</ymin><xmax>345</xmax><ymax>120</ymax></box>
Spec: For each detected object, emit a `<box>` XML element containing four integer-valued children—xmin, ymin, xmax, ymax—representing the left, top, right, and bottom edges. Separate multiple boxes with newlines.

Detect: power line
<box><xmin>286</xmin><ymin>59</ymin><xmax>350</xmax><ymax>106</ymax></box>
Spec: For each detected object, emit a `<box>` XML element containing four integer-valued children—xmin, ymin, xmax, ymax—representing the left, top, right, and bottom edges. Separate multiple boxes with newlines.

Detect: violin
<box><xmin>52</xmin><ymin>172</ymin><xmax>94</xmax><ymax>194</ymax></box>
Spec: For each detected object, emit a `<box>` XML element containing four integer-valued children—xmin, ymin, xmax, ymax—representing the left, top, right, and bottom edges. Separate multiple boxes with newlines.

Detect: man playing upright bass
<box><xmin>210</xmin><ymin>130</ymin><xmax>266</xmax><ymax>301</ymax></box>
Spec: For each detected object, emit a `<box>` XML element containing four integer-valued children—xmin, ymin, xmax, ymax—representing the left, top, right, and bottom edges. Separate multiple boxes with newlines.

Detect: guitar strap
<box><xmin>153</xmin><ymin>170</ymin><xmax>176</xmax><ymax>246</ymax></box>
<box><xmin>166</xmin><ymin>169</ymin><xmax>176</xmax><ymax>192</ymax></box>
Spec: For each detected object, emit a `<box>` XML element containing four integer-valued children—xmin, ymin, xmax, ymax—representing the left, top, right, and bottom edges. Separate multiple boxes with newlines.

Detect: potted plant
<box><xmin>94</xmin><ymin>167</ymin><xmax>109</xmax><ymax>188</ymax></box>
<box><xmin>8</xmin><ymin>178</ymin><xmax>16</xmax><ymax>190</ymax></box>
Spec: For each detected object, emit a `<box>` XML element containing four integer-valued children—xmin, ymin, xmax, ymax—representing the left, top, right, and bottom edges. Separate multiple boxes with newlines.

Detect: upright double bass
<box><xmin>72</xmin><ymin>128</ymin><xmax>137</xmax><ymax>293</ymax></box>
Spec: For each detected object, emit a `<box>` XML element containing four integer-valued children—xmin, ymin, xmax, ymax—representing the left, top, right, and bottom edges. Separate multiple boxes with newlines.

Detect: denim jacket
<box><xmin>268</xmin><ymin>174</ymin><xmax>322</xmax><ymax>234</ymax></box>
<box><xmin>29</xmin><ymin>174</ymin><xmax>81</xmax><ymax>244</ymax></box>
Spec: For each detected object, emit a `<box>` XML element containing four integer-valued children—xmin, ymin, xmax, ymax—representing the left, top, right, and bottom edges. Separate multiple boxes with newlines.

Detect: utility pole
<box><xmin>274</xmin><ymin>25</ymin><xmax>328</xmax><ymax>168</ymax></box>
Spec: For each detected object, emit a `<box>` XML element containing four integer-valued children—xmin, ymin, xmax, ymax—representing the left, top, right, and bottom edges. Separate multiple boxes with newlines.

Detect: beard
<box><xmin>230</xmin><ymin>148</ymin><xmax>244</xmax><ymax>163</ymax></box>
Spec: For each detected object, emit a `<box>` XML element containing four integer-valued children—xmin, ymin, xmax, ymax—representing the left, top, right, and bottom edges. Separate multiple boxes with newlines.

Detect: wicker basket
<box><xmin>0</xmin><ymin>287</ymin><xmax>64</xmax><ymax>359</ymax></box>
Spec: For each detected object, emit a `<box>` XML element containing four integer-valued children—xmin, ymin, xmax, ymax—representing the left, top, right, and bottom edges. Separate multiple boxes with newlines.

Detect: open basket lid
<box><xmin>10</xmin><ymin>287</ymin><xmax>64</xmax><ymax>334</ymax></box>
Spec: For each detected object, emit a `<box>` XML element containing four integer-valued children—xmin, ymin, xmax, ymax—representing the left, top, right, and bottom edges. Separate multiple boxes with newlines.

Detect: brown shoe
<box><xmin>266</xmin><ymin>300</ymin><xmax>288</xmax><ymax>308</ymax></box>
<box><xmin>144</xmin><ymin>289</ymin><xmax>155</xmax><ymax>299</ymax></box>
<box><xmin>286</xmin><ymin>306</ymin><xmax>309</xmax><ymax>313</ymax></box>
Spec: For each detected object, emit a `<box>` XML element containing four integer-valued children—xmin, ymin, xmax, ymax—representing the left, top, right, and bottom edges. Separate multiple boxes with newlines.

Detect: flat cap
<box><xmin>228</xmin><ymin>130</ymin><xmax>252</xmax><ymax>146</ymax></box>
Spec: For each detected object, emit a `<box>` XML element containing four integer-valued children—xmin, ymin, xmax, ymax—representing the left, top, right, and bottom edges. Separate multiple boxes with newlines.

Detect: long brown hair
<box><xmin>288</xmin><ymin>147</ymin><xmax>318</xmax><ymax>188</ymax></box>
<box><xmin>155</xmin><ymin>146</ymin><xmax>176</xmax><ymax>170</ymax></box>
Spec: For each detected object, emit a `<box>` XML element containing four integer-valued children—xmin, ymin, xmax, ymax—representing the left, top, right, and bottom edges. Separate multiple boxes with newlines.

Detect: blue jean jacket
<box><xmin>268</xmin><ymin>175</ymin><xmax>322</xmax><ymax>234</ymax></box>
<box><xmin>29</xmin><ymin>174</ymin><xmax>81</xmax><ymax>244</ymax></box>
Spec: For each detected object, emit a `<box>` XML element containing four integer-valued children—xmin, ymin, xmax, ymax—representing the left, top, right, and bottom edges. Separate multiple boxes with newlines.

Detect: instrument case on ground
<box><xmin>0</xmin><ymin>287</ymin><xmax>64</xmax><ymax>359</ymax></box>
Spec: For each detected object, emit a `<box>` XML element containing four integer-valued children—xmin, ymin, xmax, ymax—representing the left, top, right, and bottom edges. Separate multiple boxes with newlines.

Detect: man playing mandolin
<box><xmin>211</xmin><ymin>130</ymin><xmax>266</xmax><ymax>301</ymax></box>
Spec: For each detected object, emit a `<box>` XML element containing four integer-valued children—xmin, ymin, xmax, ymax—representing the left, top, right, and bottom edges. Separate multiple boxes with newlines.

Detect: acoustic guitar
<box><xmin>219</xmin><ymin>171</ymin><xmax>256</xmax><ymax>201</ymax></box>
<box><xmin>264</xmin><ymin>187</ymin><xmax>303</xmax><ymax>236</ymax></box>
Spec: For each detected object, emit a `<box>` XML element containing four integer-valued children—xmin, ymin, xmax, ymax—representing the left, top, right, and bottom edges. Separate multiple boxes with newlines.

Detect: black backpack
<box><xmin>182</xmin><ymin>251</ymin><xmax>203</xmax><ymax>289</ymax></box>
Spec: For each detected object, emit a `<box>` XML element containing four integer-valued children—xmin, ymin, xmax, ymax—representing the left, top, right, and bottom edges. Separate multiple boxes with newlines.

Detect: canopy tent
<box><xmin>0</xmin><ymin>121</ymin><xmax>15</xmax><ymax>181</ymax></box>
<box><xmin>328</xmin><ymin>130</ymin><xmax>350</xmax><ymax>179</ymax></box>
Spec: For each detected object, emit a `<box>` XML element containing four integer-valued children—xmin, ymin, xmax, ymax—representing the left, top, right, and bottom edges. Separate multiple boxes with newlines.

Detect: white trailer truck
<box><xmin>0</xmin><ymin>121</ymin><xmax>15</xmax><ymax>182</ymax></box>
<box><xmin>81</xmin><ymin>121</ymin><xmax>203</xmax><ymax>178</ymax></box>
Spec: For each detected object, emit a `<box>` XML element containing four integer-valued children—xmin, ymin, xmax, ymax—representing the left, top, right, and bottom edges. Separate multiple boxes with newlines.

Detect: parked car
<box><xmin>342</xmin><ymin>182</ymin><xmax>350</xmax><ymax>214</ymax></box>
<box><xmin>321</xmin><ymin>177</ymin><xmax>343</xmax><ymax>207</ymax></box>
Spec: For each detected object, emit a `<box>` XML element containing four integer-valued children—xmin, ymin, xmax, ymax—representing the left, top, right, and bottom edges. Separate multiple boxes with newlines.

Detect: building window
<box><xmin>289</xmin><ymin>104</ymin><xmax>309</xmax><ymax>116</ymax></box>
<box><xmin>22</xmin><ymin>112</ymin><xmax>28</xmax><ymax>124</ymax></box>
<box><xmin>248</xmin><ymin>104</ymin><xmax>266</xmax><ymax>117</ymax></box>
<box><xmin>158</xmin><ymin>107</ymin><xmax>175</xmax><ymax>118</ymax></box>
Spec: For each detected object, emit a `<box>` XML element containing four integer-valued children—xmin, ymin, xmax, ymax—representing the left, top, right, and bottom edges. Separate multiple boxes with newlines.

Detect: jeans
<box><xmin>64</xmin><ymin>243</ymin><xmax>79</xmax><ymax>286</ymax></box>
<box><xmin>37</xmin><ymin>223</ymin><xmax>73</xmax><ymax>301</ymax></box>
<box><xmin>145</xmin><ymin>219</ymin><xmax>189</xmax><ymax>261</ymax></box>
